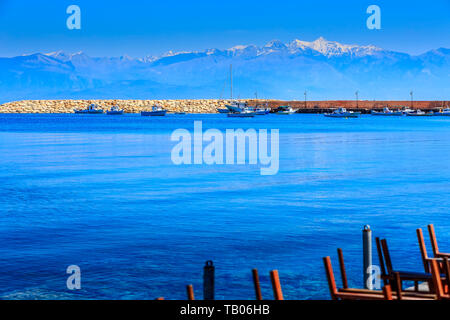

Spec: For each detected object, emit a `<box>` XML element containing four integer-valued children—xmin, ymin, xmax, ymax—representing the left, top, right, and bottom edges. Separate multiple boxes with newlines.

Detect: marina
<box><xmin>2</xmin><ymin>98</ymin><xmax>449</xmax><ymax>115</ymax></box>
<box><xmin>67</xmin><ymin>102</ymin><xmax>450</xmax><ymax>118</ymax></box>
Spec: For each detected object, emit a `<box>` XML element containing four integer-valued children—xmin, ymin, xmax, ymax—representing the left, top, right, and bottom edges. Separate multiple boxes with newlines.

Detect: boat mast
<box><xmin>230</xmin><ymin>64</ymin><xmax>233</xmax><ymax>102</ymax></box>
<box><xmin>304</xmin><ymin>90</ymin><xmax>307</xmax><ymax>109</ymax></box>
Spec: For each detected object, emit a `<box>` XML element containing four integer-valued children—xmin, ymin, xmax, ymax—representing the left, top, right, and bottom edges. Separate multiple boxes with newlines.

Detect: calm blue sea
<box><xmin>0</xmin><ymin>113</ymin><xmax>449</xmax><ymax>300</ymax></box>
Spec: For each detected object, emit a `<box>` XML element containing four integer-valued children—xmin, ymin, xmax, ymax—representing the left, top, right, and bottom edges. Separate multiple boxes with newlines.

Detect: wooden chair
<box><xmin>336</xmin><ymin>248</ymin><xmax>388</xmax><ymax>296</ymax></box>
<box><xmin>416</xmin><ymin>228</ymin><xmax>447</xmax><ymax>274</ymax></box>
<box><xmin>336</xmin><ymin>248</ymin><xmax>435</xmax><ymax>300</ymax></box>
<box><xmin>323</xmin><ymin>256</ymin><xmax>393</xmax><ymax>300</ymax></box>
<box><xmin>428</xmin><ymin>224</ymin><xmax>450</xmax><ymax>259</ymax></box>
<box><xmin>376</xmin><ymin>237</ymin><xmax>434</xmax><ymax>292</ymax></box>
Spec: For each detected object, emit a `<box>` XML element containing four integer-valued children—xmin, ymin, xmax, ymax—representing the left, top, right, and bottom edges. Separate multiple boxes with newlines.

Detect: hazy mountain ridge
<box><xmin>0</xmin><ymin>37</ymin><xmax>448</xmax><ymax>102</ymax></box>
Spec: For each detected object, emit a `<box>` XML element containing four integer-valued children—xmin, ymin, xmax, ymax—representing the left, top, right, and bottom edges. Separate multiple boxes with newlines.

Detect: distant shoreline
<box><xmin>0</xmin><ymin>99</ymin><xmax>448</xmax><ymax>114</ymax></box>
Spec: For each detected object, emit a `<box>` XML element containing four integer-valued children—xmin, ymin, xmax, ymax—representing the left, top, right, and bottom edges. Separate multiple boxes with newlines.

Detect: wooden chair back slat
<box><xmin>323</xmin><ymin>256</ymin><xmax>338</xmax><ymax>300</ymax></box>
<box><xmin>417</xmin><ymin>228</ymin><xmax>430</xmax><ymax>273</ymax></box>
<box><xmin>376</xmin><ymin>237</ymin><xmax>388</xmax><ymax>283</ymax></box>
<box><xmin>428</xmin><ymin>224</ymin><xmax>439</xmax><ymax>257</ymax></box>
<box><xmin>252</xmin><ymin>269</ymin><xmax>263</xmax><ymax>300</ymax></box>
<box><xmin>270</xmin><ymin>270</ymin><xmax>284</xmax><ymax>301</ymax></box>
<box><xmin>337</xmin><ymin>248</ymin><xmax>349</xmax><ymax>289</ymax></box>
<box><xmin>381</xmin><ymin>239</ymin><xmax>394</xmax><ymax>274</ymax></box>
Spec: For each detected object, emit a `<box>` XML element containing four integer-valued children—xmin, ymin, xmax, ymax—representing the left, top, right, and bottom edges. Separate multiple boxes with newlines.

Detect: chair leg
<box><xmin>383</xmin><ymin>285</ymin><xmax>393</xmax><ymax>300</ymax></box>
<box><xmin>381</xmin><ymin>239</ymin><xmax>394</xmax><ymax>275</ymax></box>
<box><xmin>443</xmin><ymin>258</ymin><xmax>450</xmax><ymax>294</ymax></box>
<box><xmin>430</xmin><ymin>259</ymin><xmax>445</xmax><ymax>299</ymax></box>
<box><xmin>394</xmin><ymin>272</ymin><xmax>403</xmax><ymax>300</ymax></box>
<box><xmin>186</xmin><ymin>285</ymin><xmax>195</xmax><ymax>300</ymax></box>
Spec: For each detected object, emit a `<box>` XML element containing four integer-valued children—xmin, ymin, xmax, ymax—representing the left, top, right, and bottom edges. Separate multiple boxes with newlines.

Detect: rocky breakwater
<box><xmin>0</xmin><ymin>99</ymin><xmax>237</xmax><ymax>114</ymax></box>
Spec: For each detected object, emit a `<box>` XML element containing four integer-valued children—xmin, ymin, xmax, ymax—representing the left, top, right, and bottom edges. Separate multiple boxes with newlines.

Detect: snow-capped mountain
<box><xmin>0</xmin><ymin>37</ymin><xmax>448</xmax><ymax>102</ymax></box>
<box><xmin>288</xmin><ymin>37</ymin><xmax>383</xmax><ymax>57</ymax></box>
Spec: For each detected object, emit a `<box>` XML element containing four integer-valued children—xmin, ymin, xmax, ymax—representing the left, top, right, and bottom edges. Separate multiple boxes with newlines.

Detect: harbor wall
<box><xmin>267</xmin><ymin>100</ymin><xmax>448</xmax><ymax>112</ymax></box>
<box><xmin>0</xmin><ymin>99</ymin><xmax>447</xmax><ymax>114</ymax></box>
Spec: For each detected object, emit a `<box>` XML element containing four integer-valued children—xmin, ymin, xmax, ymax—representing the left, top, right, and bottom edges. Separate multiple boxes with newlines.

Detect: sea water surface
<box><xmin>0</xmin><ymin>113</ymin><xmax>449</xmax><ymax>300</ymax></box>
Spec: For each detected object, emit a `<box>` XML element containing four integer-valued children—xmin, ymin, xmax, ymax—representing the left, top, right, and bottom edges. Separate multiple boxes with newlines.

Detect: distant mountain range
<box><xmin>0</xmin><ymin>37</ymin><xmax>449</xmax><ymax>102</ymax></box>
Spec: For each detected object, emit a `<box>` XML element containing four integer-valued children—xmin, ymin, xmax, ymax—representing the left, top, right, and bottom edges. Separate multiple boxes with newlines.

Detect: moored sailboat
<box><xmin>223</xmin><ymin>64</ymin><xmax>255</xmax><ymax>118</ymax></box>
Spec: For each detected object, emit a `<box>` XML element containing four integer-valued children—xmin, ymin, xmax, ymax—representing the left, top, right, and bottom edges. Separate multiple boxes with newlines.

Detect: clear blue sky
<box><xmin>0</xmin><ymin>0</ymin><xmax>449</xmax><ymax>57</ymax></box>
